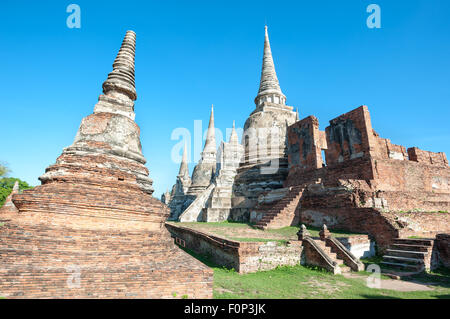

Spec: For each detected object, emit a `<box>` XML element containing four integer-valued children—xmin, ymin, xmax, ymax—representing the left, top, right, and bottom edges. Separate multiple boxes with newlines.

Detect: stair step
<box><xmin>255</xmin><ymin>187</ymin><xmax>303</xmax><ymax>229</ymax></box>
<box><xmin>386</xmin><ymin>249</ymin><xmax>427</xmax><ymax>258</ymax></box>
<box><xmin>390</xmin><ymin>244</ymin><xmax>431</xmax><ymax>252</ymax></box>
<box><xmin>382</xmin><ymin>255</ymin><xmax>424</xmax><ymax>264</ymax></box>
<box><xmin>393</xmin><ymin>238</ymin><xmax>434</xmax><ymax>246</ymax></box>
<box><xmin>380</xmin><ymin>261</ymin><xmax>422</xmax><ymax>270</ymax></box>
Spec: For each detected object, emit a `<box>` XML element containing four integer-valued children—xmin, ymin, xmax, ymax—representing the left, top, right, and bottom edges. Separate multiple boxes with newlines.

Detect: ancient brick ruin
<box><xmin>165</xmin><ymin>26</ymin><xmax>450</xmax><ymax>273</ymax></box>
<box><xmin>1</xmin><ymin>24</ymin><xmax>449</xmax><ymax>299</ymax></box>
<box><xmin>249</xmin><ymin>104</ymin><xmax>450</xmax><ymax>270</ymax></box>
<box><xmin>0</xmin><ymin>31</ymin><xmax>212</xmax><ymax>298</ymax></box>
<box><xmin>280</xmin><ymin>105</ymin><xmax>450</xmax><ymax>241</ymax></box>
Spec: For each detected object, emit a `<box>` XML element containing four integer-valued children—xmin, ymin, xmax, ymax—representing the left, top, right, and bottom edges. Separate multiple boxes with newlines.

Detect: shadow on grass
<box><xmin>403</xmin><ymin>267</ymin><xmax>450</xmax><ymax>289</ymax></box>
<box><xmin>360</xmin><ymin>295</ymin><xmax>402</xmax><ymax>299</ymax></box>
<box><xmin>178</xmin><ymin>246</ymin><xmax>223</xmax><ymax>269</ymax></box>
<box><xmin>306</xmin><ymin>225</ymin><xmax>366</xmax><ymax>237</ymax></box>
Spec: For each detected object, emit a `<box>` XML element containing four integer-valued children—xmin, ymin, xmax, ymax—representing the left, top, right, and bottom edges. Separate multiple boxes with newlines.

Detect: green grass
<box><xmin>170</xmin><ymin>221</ymin><xmax>253</xmax><ymax>228</ymax></box>
<box><xmin>171</xmin><ymin>222</ymin><xmax>365</xmax><ymax>244</ymax></box>
<box><xmin>0</xmin><ymin>222</ymin><xmax>4</xmax><ymax>228</ymax></box>
<box><xmin>396</xmin><ymin>210</ymin><xmax>448</xmax><ymax>214</ymax></box>
<box><xmin>215</xmin><ymin>265</ymin><xmax>450</xmax><ymax>299</ymax></box>
<box><xmin>229</xmin><ymin>237</ymin><xmax>288</xmax><ymax>245</ymax></box>
<box><xmin>267</xmin><ymin>225</ymin><xmax>364</xmax><ymax>238</ymax></box>
<box><xmin>181</xmin><ymin>247</ymin><xmax>450</xmax><ymax>299</ymax></box>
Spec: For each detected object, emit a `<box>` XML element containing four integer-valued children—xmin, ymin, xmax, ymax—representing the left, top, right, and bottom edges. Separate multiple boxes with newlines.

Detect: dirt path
<box><xmin>343</xmin><ymin>273</ymin><xmax>433</xmax><ymax>292</ymax></box>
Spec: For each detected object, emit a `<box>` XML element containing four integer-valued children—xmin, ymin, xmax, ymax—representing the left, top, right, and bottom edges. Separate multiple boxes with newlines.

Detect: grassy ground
<box><xmin>182</xmin><ymin>247</ymin><xmax>450</xmax><ymax>299</ymax></box>
<box><xmin>170</xmin><ymin>221</ymin><xmax>364</xmax><ymax>244</ymax></box>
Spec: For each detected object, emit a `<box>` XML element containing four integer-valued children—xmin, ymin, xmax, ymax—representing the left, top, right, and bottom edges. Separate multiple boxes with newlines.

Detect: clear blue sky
<box><xmin>1</xmin><ymin>0</ymin><xmax>449</xmax><ymax>198</ymax></box>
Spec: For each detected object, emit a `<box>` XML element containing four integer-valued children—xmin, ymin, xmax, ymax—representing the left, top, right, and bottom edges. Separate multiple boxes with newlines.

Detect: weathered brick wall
<box><xmin>166</xmin><ymin>224</ymin><xmax>303</xmax><ymax>273</ymax></box>
<box><xmin>0</xmin><ymin>213</ymin><xmax>213</xmax><ymax>299</ymax></box>
<box><xmin>324</xmin><ymin>106</ymin><xmax>377</xmax><ymax>167</ymax></box>
<box><xmin>391</xmin><ymin>212</ymin><xmax>450</xmax><ymax>238</ymax></box>
<box><xmin>408</xmin><ymin>147</ymin><xmax>448</xmax><ymax>167</ymax></box>
<box><xmin>435</xmin><ymin>234</ymin><xmax>450</xmax><ymax>268</ymax></box>
<box><xmin>0</xmin><ymin>182</ymin><xmax>214</xmax><ymax>299</ymax></box>
<box><xmin>299</xmin><ymin>208</ymin><xmax>400</xmax><ymax>250</ymax></box>
<box><xmin>376</xmin><ymin>137</ymin><xmax>408</xmax><ymax>160</ymax></box>
<box><xmin>283</xmin><ymin>105</ymin><xmax>450</xmax><ymax>250</ymax></box>
<box><xmin>370</xmin><ymin>158</ymin><xmax>450</xmax><ymax>211</ymax></box>
<box><xmin>287</xmin><ymin>116</ymin><xmax>323</xmax><ymax>171</ymax></box>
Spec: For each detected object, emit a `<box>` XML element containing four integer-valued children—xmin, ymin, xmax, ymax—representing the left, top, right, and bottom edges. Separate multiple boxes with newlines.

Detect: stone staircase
<box><xmin>314</xmin><ymin>239</ymin><xmax>351</xmax><ymax>274</ymax></box>
<box><xmin>380</xmin><ymin>238</ymin><xmax>434</xmax><ymax>273</ymax></box>
<box><xmin>255</xmin><ymin>186</ymin><xmax>303</xmax><ymax>230</ymax></box>
<box><xmin>178</xmin><ymin>184</ymin><xmax>215</xmax><ymax>222</ymax></box>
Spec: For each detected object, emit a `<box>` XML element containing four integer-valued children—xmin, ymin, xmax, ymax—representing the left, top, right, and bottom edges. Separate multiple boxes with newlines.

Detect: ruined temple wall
<box><xmin>371</xmin><ymin>158</ymin><xmax>450</xmax><ymax>207</ymax></box>
<box><xmin>287</xmin><ymin>116</ymin><xmax>323</xmax><ymax>171</ymax></box>
<box><xmin>408</xmin><ymin>147</ymin><xmax>449</xmax><ymax>167</ymax></box>
<box><xmin>166</xmin><ymin>223</ymin><xmax>303</xmax><ymax>273</ymax></box>
<box><xmin>436</xmin><ymin>234</ymin><xmax>450</xmax><ymax>268</ymax></box>
<box><xmin>390</xmin><ymin>212</ymin><xmax>450</xmax><ymax>238</ymax></box>
<box><xmin>325</xmin><ymin>105</ymin><xmax>378</xmax><ymax>166</ymax></box>
<box><xmin>284</xmin><ymin>105</ymin><xmax>450</xmax><ymax>248</ymax></box>
<box><xmin>375</xmin><ymin>137</ymin><xmax>408</xmax><ymax>160</ymax></box>
<box><xmin>286</xmin><ymin>105</ymin><xmax>450</xmax><ymax>198</ymax></box>
<box><xmin>299</xmin><ymin>208</ymin><xmax>400</xmax><ymax>250</ymax></box>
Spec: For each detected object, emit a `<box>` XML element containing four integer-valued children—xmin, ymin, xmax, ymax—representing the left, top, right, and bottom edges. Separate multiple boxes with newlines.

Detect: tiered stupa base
<box><xmin>0</xmin><ymin>181</ymin><xmax>213</xmax><ymax>298</ymax></box>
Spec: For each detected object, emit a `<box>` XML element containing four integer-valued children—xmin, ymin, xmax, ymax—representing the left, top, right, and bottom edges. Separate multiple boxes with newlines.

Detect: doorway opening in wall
<box><xmin>321</xmin><ymin>150</ymin><xmax>327</xmax><ymax>167</ymax></box>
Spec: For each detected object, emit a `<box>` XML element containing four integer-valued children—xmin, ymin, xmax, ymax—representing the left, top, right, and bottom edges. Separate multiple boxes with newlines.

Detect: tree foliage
<box><xmin>0</xmin><ymin>163</ymin><xmax>10</xmax><ymax>177</ymax></box>
<box><xmin>0</xmin><ymin>177</ymin><xmax>33</xmax><ymax>208</ymax></box>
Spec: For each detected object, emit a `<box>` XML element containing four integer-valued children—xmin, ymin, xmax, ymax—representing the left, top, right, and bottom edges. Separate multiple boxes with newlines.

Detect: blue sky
<box><xmin>1</xmin><ymin>0</ymin><xmax>449</xmax><ymax>198</ymax></box>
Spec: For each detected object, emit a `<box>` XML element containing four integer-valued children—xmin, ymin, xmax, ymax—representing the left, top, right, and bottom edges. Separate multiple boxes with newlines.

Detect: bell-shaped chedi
<box><xmin>188</xmin><ymin>105</ymin><xmax>217</xmax><ymax>196</ymax></box>
<box><xmin>0</xmin><ymin>31</ymin><xmax>212</xmax><ymax>299</ymax></box>
<box><xmin>168</xmin><ymin>143</ymin><xmax>193</xmax><ymax>220</ymax></box>
<box><xmin>232</xmin><ymin>26</ymin><xmax>297</xmax><ymax>219</ymax></box>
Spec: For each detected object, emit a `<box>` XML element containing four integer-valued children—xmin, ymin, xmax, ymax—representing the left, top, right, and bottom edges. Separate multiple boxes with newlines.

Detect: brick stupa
<box><xmin>0</xmin><ymin>31</ymin><xmax>213</xmax><ymax>299</ymax></box>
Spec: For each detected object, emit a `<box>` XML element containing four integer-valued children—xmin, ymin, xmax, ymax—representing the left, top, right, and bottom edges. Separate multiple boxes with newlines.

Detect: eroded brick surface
<box><xmin>436</xmin><ymin>234</ymin><xmax>450</xmax><ymax>268</ymax></box>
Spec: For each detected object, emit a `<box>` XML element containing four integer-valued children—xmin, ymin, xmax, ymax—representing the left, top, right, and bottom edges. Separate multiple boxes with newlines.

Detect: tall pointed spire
<box><xmin>178</xmin><ymin>142</ymin><xmax>190</xmax><ymax>177</ymax></box>
<box><xmin>254</xmin><ymin>26</ymin><xmax>286</xmax><ymax>107</ymax></box>
<box><xmin>229</xmin><ymin>120</ymin><xmax>239</xmax><ymax>145</ymax></box>
<box><xmin>202</xmin><ymin>104</ymin><xmax>216</xmax><ymax>155</ymax></box>
<box><xmin>296</xmin><ymin>108</ymin><xmax>299</xmax><ymax>121</ymax></box>
<box><xmin>102</xmin><ymin>30</ymin><xmax>137</xmax><ymax>101</ymax></box>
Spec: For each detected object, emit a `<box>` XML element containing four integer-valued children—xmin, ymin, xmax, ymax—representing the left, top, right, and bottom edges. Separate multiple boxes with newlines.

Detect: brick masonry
<box><xmin>166</xmin><ymin>223</ymin><xmax>303</xmax><ymax>273</ymax></box>
<box><xmin>166</xmin><ymin>223</ymin><xmax>374</xmax><ymax>273</ymax></box>
<box><xmin>280</xmin><ymin>105</ymin><xmax>450</xmax><ymax>250</ymax></box>
<box><xmin>436</xmin><ymin>234</ymin><xmax>450</xmax><ymax>268</ymax></box>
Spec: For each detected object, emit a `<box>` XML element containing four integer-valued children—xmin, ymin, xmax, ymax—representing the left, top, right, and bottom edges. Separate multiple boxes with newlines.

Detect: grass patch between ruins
<box><xmin>170</xmin><ymin>222</ymin><xmax>365</xmax><ymax>243</ymax></box>
<box><xmin>180</xmin><ymin>247</ymin><xmax>450</xmax><ymax>299</ymax></box>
